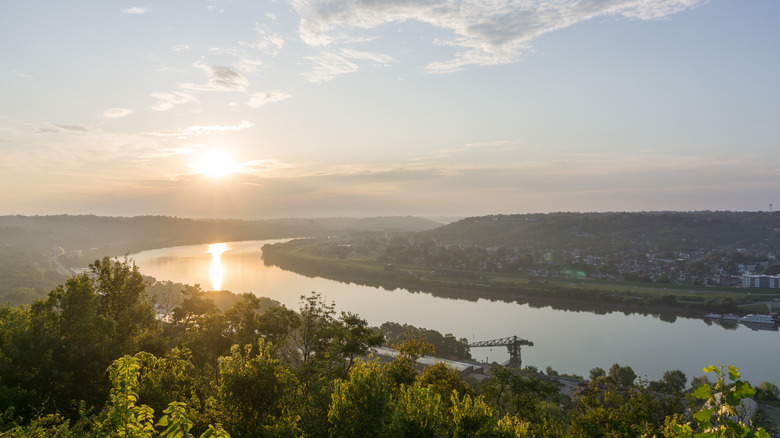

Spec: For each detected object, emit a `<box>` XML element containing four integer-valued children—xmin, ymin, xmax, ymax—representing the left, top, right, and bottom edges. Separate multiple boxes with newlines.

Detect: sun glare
<box><xmin>189</xmin><ymin>150</ymin><xmax>239</xmax><ymax>178</ymax></box>
<box><xmin>206</xmin><ymin>243</ymin><xmax>228</xmax><ymax>291</ymax></box>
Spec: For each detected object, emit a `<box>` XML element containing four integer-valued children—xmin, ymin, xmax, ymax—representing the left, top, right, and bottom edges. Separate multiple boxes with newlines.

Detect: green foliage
<box><xmin>389</xmin><ymin>382</ymin><xmax>446</xmax><ymax>438</ymax></box>
<box><xmin>223</xmin><ymin>294</ymin><xmax>264</xmax><ymax>349</ymax></box>
<box><xmin>90</xmin><ymin>257</ymin><xmax>158</xmax><ymax>354</ymax></box>
<box><xmin>754</xmin><ymin>381</ymin><xmax>779</xmax><ymax>403</ymax></box>
<box><xmin>570</xmin><ymin>376</ymin><xmax>684</xmax><ymax>437</ymax></box>
<box><xmin>588</xmin><ymin>367</ymin><xmax>606</xmax><ymax>382</ymax></box>
<box><xmin>256</xmin><ymin>304</ymin><xmax>301</xmax><ymax>359</ymax></box>
<box><xmin>608</xmin><ymin>363</ymin><xmax>637</xmax><ymax>387</ymax></box>
<box><xmin>450</xmin><ymin>392</ymin><xmax>498</xmax><ymax>438</ymax></box>
<box><xmin>493</xmin><ymin>415</ymin><xmax>533</xmax><ymax>438</ymax></box>
<box><xmin>95</xmin><ymin>354</ymin><xmax>230</xmax><ymax>438</ymax></box>
<box><xmin>95</xmin><ymin>355</ymin><xmax>156</xmax><ymax>437</ymax></box>
<box><xmin>417</xmin><ymin>363</ymin><xmax>475</xmax><ymax>408</ymax></box>
<box><xmin>155</xmin><ymin>402</ymin><xmax>193</xmax><ymax>438</ymax></box>
<box><xmin>481</xmin><ymin>365</ymin><xmax>560</xmax><ymax>422</ymax></box>
<box><xmin>385</xmin><ymin>330</ymin><xmax>435</xmax><ymax>389</ymax></box>
<box><xmin>216</xmin><ymin>340</ymin><xmax>301</xmax><ymax>438</ymax></box>
<box><xmin>327</xmin><ymin>359</ymin><xmax>391</xmax><ymax>438</ymax></box>
<box><xmin>330</xmin><ymin>312</ymin><xmax>384</xmax><ymax>374</ymax></box>
<box><xmin>0</xmin><ymin>412</ymin><xmax>82</xmax><ymax>437</ymax></box>
<box><xmin>666</xmin><ymin>365</ymin><xmax>768</xmax><ymax>437</ymax></box>
<box><xmin>380</xmin><ymin>322</ymin><xmax>472</xmax><ymax>361</ymax></box>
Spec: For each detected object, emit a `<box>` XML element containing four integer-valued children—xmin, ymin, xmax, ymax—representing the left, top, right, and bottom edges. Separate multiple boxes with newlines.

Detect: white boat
<box><xmin>740</xmin><ymin>314</ymin><xmax>776</xmax><ymax>325</ymax></box>
<box><xmin>704</xmin><ymin>313</ymin><xmax>722</xmax><ymax>319</ymax></box>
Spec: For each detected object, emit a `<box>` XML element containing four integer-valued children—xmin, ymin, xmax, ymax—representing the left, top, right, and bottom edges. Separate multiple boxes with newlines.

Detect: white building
<box><xmin>742</xmin><ymin>274</ymin><xmax>780</xmax><ymax>289</ymax></box>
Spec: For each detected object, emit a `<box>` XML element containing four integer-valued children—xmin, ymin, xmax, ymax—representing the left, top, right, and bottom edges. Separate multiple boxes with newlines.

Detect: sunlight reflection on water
<box><xmin>206</xmin><ymin>243</ymin><xmax>228</xmax><ymax>291</ymax></box>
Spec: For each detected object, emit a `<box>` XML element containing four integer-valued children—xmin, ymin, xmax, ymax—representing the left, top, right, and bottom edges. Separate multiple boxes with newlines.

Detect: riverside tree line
<box><xmin>0</xmin><ymin>258</ymin><xmax>775</xmax><ymax>437</ymax></box>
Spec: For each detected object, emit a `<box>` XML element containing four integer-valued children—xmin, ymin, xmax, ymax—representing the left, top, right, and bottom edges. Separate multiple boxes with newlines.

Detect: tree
<box><xmin>327</xmin><ymin>359</ymin><xmax>391</xmax><ymax>438</ymax></box>
<box><xmin>589</xmin><ymin>367</ymin><xmax>606</xmax><ymax>382</ymax></box>
<box><xmin>449</xmin><ymin>392</ymin><xmax>498</xmax><ymax>438</ymax></box>
<box><xmin>217</xmin><ymin>340</ymin><xmax>301</xmax><ymax>438</ymax></box>
<box><xmin>330</xmin><ymin>312</ymin><xmax>383</xmax><ymax>375</ymax></box>
<box><xmin>145</xmin><ymin>280</ymin><xmax>185</xmax><ymax>323</ymax></box>
<box><xmin>90</xmin><ymin>257</ymin><xmax>158</xmax><ymax>355</ymax></box>
<box><xmin>7</xmin><ymin>274</ymin><xmax>119</xmax><ymax>419</ymax></box>
<box><xmin>290</xmin><ymin>293</ymin><xmax>339</xmax><ymax>437</ymax></box>
<box><xmin>649</xmin><ymin>370</ymin><xmax>687</xmax><ymax>395</ymax></box>
<box><xmin>386</xmin><ymin>330</ymin><xmax>435</xmax><ymax>389</ymax></box>
<box><xmin>608</xmin><ymin>363</ymin><xmax>637</xmax><ymax>386</ymax></box>
<box><xmin>95</xmin><ymin>355</ymin><xmax>156</xmax><ymax>437</ymax></box>
<box><xmin>256</xmin><ymin>304</ymin><xmax>301</xmax><ymax>360</ymax></box>
<box><xmin>181</xmin><ymin>312</ymin><xmax>233</xmax><ymax>372</ymax></box>
<box><xmin>135</xmin><ymin>349</ymin><xmax>205</xmax><ymax>428</ymax></box>
<box><xmin>387</xmin><ymin>381</ymin><xmax>447</xmax><ymax>438</ymax></box>
<box><xmin>169</xmin><ymin>285</ymin><xmax>218</xmax><ymax>332</ymax></box>
<box><xmin>417</xmin><ymin>363</ymin><xmax>474</xmax><ymax>409</ymax></box>
<box><xmin>95</xmin><ymin>354</ymin><xmax>230</xmax><ymax>438</ymax></box>
<box><xmin>292</xmin><ymin>292</ymin><xmax>336</xmax><ymax>369</ymax></box>
<box><xmin>481</xmin><ymin>365</ymin><xmax>560</xmax><ymax>422</ymax></box>
<box><xmin>223</xmin><ymin>293</ymin><xmax>264</xmax><ymax>349</ymax></box>
<box><xmin>570</xmin><ymin>378</ymin><xmax>670</xmax><ymax>437</ymax></box>
<box><xmin>755</xmin><ymin>381</ymin><xmax>780</xmax><ymax>403</ymax></box>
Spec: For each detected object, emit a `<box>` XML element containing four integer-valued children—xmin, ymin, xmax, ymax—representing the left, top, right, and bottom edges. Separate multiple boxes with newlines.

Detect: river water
<box><xmin>131</xmin><ymin>240</ymin><xmax>780</xmax><ymax>385</ymax></box>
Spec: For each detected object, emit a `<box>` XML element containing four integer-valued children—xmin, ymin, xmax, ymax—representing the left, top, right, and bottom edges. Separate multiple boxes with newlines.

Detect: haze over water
<box><xmin>133</xmin><ymin>240</ymin><xmax>780</xmax><ymax>386</ymax></box>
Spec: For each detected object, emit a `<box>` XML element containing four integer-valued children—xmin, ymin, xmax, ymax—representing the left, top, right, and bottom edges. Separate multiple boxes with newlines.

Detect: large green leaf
<box><xmin>693</xmin><ymin>384</ymin><xmax>711</xmax><ymax>400</ymax></box>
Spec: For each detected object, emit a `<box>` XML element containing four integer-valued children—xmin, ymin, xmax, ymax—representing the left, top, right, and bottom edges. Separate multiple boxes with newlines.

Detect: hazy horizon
<box><xmin>2</xmin><ymin>0</ymin><xmax>778</xmax><ymax>218</ymax></box>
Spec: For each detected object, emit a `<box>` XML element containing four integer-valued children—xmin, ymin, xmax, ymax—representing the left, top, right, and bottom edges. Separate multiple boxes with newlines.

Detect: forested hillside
<box><xmin>421</xmin><ymin>212</ymin><xmax>780</xmax><ymax>254</ymax></box>
<box><xmin>0</xmin><ymin>215</ymin><xmax>439</xmax><ymax>305</ymax></box>
<box><xmin>0</xmin><ymin>215</ymin><xmax>440</xmax><ymax>256</ymax></box>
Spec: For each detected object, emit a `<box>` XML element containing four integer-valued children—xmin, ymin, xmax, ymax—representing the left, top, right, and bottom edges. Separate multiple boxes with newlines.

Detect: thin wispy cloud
<box><xmin>122</xmin><ymin>7</ymin><xmax>150</xmax><ymax>14</ymax></box>
<box><xmin>146</xmin><ymin>120</ymin><xmax>254</xmax><ymax>138</ymax></box>
<box><xmin>411</xmin><ymin>139</ymin><xmax>520</xmax><ymax>161</ymax></box>
<box><xmin>247</xmin><ymin>90</ymin><xmax>292</xmax><ymax>108</ymax></box>
<box><xmin>150</xmin><ymin>92</ymin><xmax>198</xmax><ymax>111</ymax></box>
<box><xmin>245</xmin><ymin>27</ymin><xmax>285</xmax><ymax>56</ymax></box>
<box><xmin>103</xmin><ymin>108</ymin><xmax>134</xmax><ymax>119</ymax></box>
<box><xmin>179</xmin><ymin>63</ymin><xmax>249</xmax><ymax>91</ymax></box>
<box><xmin>303</xmin><ymin>51</ymin><xmax>359</xmax><ymax>83</ymax></box>
<box><xmin>292</xmin><ymin>0</ymin><xmax>709</xmax><ymax>73</ymax></box>
<box><xmin>33</xmin><ymin>124</ymin><xmax>90</xmax><ymax>134</ymax></box>
<box><xmin>464</xmin><ymin>140</ymin><xmax>516</xmax><ymax>148</ymax></box>
<box><xmin>302</xmin><ymin>48</ymin><xmax>393</xmax><ymax>82</ymax></box>
<box><xmin>238</xmin><ymin>159</ymin><xmax>294</xmax><ymax>176</ymax></box>
<box><xmin>142</xmin><ymin>148</ymin><xmax>197</xmax><ymax>159</ymax></box>
<box><xmin>233</xmin><ymin>58</ymin><xmax>263</xmax><ymax>74</ymax></box>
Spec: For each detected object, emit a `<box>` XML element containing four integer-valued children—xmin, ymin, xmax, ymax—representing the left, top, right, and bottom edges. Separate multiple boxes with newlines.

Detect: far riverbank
<box><xmin>260</xmin><ymin>239</ymin><xmax>779</xmax><ymax>319</ymax></box>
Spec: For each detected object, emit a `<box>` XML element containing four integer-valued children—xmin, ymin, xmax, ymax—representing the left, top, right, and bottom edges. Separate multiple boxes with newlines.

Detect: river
<box><xmin>131</xmin><ymin>240</ymin><xmax>780</xmax><ymax>385</ymax></box>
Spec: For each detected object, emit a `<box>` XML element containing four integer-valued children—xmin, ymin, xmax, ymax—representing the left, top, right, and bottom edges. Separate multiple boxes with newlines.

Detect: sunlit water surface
<box><xmin>132</xmin><ymin>240</ymin><xmax>780</xmax><ymax>385</ymax></box>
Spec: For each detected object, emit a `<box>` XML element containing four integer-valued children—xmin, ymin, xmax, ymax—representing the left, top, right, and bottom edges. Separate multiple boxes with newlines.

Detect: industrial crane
<box><xmin>467</xmin><ymin>335</ymin><xmax>533</xmax><ymax>368</ymax></box>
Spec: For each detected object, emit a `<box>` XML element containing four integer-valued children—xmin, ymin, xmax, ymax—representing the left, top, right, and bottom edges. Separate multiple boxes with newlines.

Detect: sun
<box><xmin>188</xmin><ymin>149</ymin><xmax>239</xmax><ymax>178</ymax></box>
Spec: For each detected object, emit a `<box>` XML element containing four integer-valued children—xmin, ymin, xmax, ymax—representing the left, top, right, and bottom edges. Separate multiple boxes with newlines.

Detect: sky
<box><xmin>1</xmin><ymin>0</ymin><xmax>778</xmax><ymax>220</ymax></box>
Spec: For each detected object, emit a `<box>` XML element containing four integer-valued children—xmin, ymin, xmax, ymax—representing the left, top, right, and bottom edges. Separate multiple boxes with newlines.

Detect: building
<box><xmin>742</xmin><ymin>274</ymin><xmax>780</xmax><ymax>289</ymax></box>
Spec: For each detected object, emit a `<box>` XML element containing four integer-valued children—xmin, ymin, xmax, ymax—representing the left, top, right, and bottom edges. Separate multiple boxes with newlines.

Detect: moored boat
<box><xmin>740</xmin><ymin>314</ymin><xmax>776</xmax><ymax>325</ymax></box>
